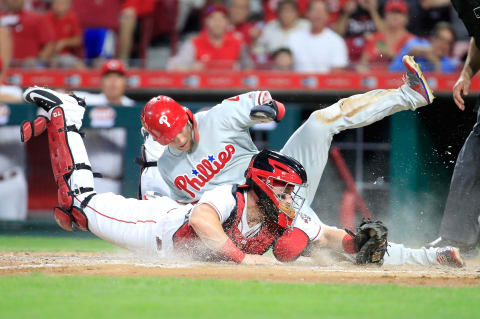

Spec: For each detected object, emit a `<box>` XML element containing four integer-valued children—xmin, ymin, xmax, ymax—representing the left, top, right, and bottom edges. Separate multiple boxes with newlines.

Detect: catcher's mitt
<box><xmin>346</xmin><ymin>219</ymin><xmax>388</xmax><ymax>265</ymax></box>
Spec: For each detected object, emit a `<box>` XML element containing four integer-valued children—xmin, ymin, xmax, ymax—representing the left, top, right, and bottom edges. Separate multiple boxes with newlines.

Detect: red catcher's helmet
<box><xmin>245</xmin><ymin>150</ymin><xmax>307</xmax><ymax>229</ymax></box>
<box><xmin>140</xmin><ymin>96</ymin><xmax>199</xmax><ymax>145</ymax></box>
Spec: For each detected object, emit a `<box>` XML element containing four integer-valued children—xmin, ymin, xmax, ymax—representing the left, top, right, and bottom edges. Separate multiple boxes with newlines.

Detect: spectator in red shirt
<box><xmin>0</xmin><ymin>0</ymin><xmax>55</xmax><ymax>68</ymax></box>
<box><xmin>357</xmin><ymin>0</ymin><xmax>413</xmax><ymax>72</ymax></box>
<box><xmin>167</xmin><ymin>4</ymin><xmax>249</xmax><ymax>71</ymax></box>
<box><xmin>46</xmin><ymin>0</ymin><xmax>84</xmax><ymax>69</ymax></box>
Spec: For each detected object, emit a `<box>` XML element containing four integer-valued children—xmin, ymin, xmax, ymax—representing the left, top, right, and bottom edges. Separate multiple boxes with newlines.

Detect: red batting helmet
<box><xmin>140</xmin><ymin>96</ymin><xmax>199</xmax><ymax>145</ymax></box>
<box><xmin>245</xmin><ymin>150</ymin><xmax>307</xmax><ymax>229</ymax></box>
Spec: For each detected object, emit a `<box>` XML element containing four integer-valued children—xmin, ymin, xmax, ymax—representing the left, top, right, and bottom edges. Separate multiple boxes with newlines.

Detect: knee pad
<box><xmin>53</xmin><ymin>206</ymin><xmax>74</xmax><ymax>232</ymax></box>
<box><xmin>20</xmin><ymin>115</ymin><xmax>49</xmax><ymax>142</ymax></box>
<box><xmin>71</xmin><ymin>206</ymin><xmax>88</xmax><ymax>231</ymax></box>
<box><xmin>53</xmin><ymin>194</ymin><xmax>94</xmax><ymax>232</ymax></box>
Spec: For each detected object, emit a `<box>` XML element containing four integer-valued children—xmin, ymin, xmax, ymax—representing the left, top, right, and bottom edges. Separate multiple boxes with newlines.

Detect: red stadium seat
<box><xmin>137</xmin><ymin>0</ymin><xmax>179</xmax><ymax>64</ymax></box>
<box><xmin>72</xmin><ymin>0</ymin><xmax>122</xmax><ymax>30</ymax></box>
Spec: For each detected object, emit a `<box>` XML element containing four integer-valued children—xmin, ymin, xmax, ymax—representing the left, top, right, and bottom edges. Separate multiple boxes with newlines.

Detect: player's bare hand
<box><xmin>453</xmin><ymin>75</ymin><xmax>471</xmax><ymax>111</ymax></box>
<box><xmin>241</xmin><ymin>254</ymin><xmax>280</xmax><ymax>265</ymax></box>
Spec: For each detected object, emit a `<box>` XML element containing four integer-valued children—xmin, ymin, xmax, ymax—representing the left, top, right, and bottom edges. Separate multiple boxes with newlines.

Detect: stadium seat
<box><xmin>137</xmin><ymin>0</ymin><xmax>179</xmax><ymax>64</ymax></box>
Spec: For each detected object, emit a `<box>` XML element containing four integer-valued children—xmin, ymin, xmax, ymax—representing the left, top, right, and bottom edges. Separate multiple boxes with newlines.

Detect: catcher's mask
<box><xmin>140</xmin><ymin>95</ymin><xmax>199</xmax><ymax>146</ymax></box>
<box><xmin>245</xmin><ymin>150</ymin><xmax>307</xmax><ymax>229</ymax></box>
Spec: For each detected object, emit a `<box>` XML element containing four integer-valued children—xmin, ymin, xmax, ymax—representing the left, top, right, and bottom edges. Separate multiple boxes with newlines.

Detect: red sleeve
<box><xmin>69</xmin><ymin>12</ymin><xmax>82</xmax><ymax>37</ymax></box>
<box><xmin>38</xmin><ymin>14</ymin><xmax>55</xmax><ymax>45</ymax></box>
<box><xmin>273</xmin><ymin>228</ymin><xmax>309</xmax><ymax>262</ymax></box>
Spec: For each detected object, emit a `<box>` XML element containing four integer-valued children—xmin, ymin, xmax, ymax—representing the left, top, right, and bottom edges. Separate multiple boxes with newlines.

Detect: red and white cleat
<box><xmin>402</xmin><ymin>55</ymin><xmax>435</xmax><ymax>104</ymax></box>
<box><xmin>436</xmin><ymin>247</ymin><xmax>465</xmax><ymax>268</ymax></box>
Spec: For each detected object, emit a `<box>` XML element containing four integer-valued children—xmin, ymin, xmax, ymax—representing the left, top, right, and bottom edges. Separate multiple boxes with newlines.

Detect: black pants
<box><xmin>440</xmin><ymin>108</ymin><xmax>480</xmax><ymax>246</ymax></box>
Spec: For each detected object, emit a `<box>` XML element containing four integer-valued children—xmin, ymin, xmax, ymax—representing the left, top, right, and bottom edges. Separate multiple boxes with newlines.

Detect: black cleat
<box><xmin>23</xmin><ymin>87</ymin><xmax>85</xmax><ymax>112</ymax></box>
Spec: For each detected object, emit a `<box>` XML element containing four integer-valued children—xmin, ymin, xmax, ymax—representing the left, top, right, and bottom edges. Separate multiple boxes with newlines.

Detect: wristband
<box><xmin>219</xmin><ymin>239</ymin><xmax>246</xmax><ymax>263</ymax></box>
<box><xmin>342</xmin><ymin>234</ymin><xmax>356</xmax><ymax>254</ymax></box>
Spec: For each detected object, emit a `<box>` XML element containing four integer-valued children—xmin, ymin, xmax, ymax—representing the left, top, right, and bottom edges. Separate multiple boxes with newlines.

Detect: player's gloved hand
<box><xmin>250</xmin><ymin>100</ymin><xmax>285</xmax><ymax>123</ymax></box>
<box><xmin>346</xmin><ymin>219</ymin><xmax>388</xmax><ymax>266</ymax></box>
<box><xmin>241</xmin><ymin>254</ymin><xmax>281</xmax><ymax>265</ymax></box>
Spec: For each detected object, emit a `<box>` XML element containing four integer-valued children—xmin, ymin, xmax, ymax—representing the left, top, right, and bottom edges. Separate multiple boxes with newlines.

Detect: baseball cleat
<box><xmin>436</xmin><ymin>247</ymin><xmax>465</xmax><ymax>268</ymax></box>
<box><xmin>427</xmin><ymin>237</ymin><xmax>479</xmax><ymax>259</ymax></box>
<box><xmin>23</xmin><ymin>87</ymin><xmax>85</xmax><ymax>112</ymax></box>
<box><xmin>402</xmin><ymin>55</ymin><xmax>434</xmax><ymax>104</ymax></box>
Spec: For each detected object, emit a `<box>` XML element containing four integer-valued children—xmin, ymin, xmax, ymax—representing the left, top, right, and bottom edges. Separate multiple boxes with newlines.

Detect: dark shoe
<box><xmin>23</xmin><ymin>87</ymin><xmax>85</xmax><ymax>112</ymax></box>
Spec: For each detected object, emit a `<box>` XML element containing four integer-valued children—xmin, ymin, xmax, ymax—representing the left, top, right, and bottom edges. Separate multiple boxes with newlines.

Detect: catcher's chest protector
<box><xmin>172</xmin><ymin>190</ymin><xmax>283</xmax><ymax>256</ymax></box>
<box><xmin>223</xmin><ymin>191</ymin><xmax>283</xmax><ymax>255</ymax></box>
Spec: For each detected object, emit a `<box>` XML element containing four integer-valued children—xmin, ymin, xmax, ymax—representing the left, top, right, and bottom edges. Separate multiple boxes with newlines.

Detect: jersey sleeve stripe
<box><xmin>311</xmin><ymin>225</ymin><xmax>323</xmax><ymax>241</ymax></box>
<box><xmin>75</xmin><ymin>195</ymin><xmax>157</xmax><ymax>224</ymax></box>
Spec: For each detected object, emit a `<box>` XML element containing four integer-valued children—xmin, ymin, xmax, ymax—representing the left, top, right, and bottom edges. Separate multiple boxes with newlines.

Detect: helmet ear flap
<box><xmin>184</xmin><ymin>107</ymin><xmax>199</xmax><ymax>143</ymax></box>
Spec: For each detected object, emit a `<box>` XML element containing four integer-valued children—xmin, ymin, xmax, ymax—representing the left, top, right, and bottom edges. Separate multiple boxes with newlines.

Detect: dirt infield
<box><xmin>1</xmin><ymin>252</ymin><xmax>480</xmax><ymax>287</ymax></box>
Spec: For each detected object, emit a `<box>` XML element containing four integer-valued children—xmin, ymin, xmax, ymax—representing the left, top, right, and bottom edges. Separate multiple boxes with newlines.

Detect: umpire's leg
<box><xmin>439</xmin><ymin>108</ymin><xmax>480</xmax><ymax>248</ymax></box>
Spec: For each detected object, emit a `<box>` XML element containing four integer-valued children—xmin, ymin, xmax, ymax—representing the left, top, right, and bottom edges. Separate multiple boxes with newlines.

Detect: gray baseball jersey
<box><xmin>156</xmin><ymin>91</ymin><xmax>271</xmax><ymax>203</ymax></box>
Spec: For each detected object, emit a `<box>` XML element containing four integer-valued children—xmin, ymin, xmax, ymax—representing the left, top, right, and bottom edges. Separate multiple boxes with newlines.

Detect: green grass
<box><xmin>0</xmin><ymin>274</ymin><xmax>478</xmax><ymax>319</ymax></box>
<box><xmin>1</xmin><ymin>236</ymin><xmax>479</xmax><ymax>319</ymax></box>
<box><xmin>0</xmin><ymin>235</ymin><xmax>118</xmax><ymax>252</ymax></box>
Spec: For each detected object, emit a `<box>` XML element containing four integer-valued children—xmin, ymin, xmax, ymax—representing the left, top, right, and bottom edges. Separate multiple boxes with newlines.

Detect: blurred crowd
<box><xmin>0</xmin><ymin>0</ymin><xmax>470</xmax><ymax>75</ymax></box>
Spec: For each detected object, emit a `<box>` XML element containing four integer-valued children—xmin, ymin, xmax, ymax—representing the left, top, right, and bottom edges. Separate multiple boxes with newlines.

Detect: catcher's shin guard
<box><xmin>47</xmin><ymin>106</ymin><xmax>95</xmax><ymax>231</ymax></box>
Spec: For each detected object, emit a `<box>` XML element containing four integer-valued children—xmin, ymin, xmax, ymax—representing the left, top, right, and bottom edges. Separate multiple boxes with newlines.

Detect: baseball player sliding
<box><xmin>136</xmin><ymin>55</ymin><xmax>464</xmax><ymax>267</ymax></box>
<box><xmin>140</xmin><ymin>56</ymin><xmax>432</xmax><ymax>207</ymax></box>
<box><xmin>20</xmin><ymin>56</ymin><xmax>464</xmax><ymax>267</ymax></box>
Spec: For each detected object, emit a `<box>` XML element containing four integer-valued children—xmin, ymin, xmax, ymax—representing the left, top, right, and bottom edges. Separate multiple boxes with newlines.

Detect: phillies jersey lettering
<box><xmin>174</xmin><ymin>144</ymin><xmax>236</xmax><ymax>198</ymax></box>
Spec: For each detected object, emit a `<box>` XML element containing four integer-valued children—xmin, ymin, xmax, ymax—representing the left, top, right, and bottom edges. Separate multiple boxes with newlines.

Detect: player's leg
<box><xmin>302</xmin><ymin>207</ymin><xmax>465</xmax><ymax>268</ymax></box>
<box><xmin>281</xmin><ymin>56</ymin><xmax>434</xmax><ymax>204</ymax></box>
<box><xmin>22</xmin><ymin>87</ymin><xmax>179</xmax><ymax>254</ymax></box>
<box><xmin>310</xmin><ymin>226</ymin><xmax>465</xmax><ymax>268</ymax></box>
<box><xmin>383</xmin><ymin>242</ymin><xmax>464</xmax><ymax>268</ymax></box>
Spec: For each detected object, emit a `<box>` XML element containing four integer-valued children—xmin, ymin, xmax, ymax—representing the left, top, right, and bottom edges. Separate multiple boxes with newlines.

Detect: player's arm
<box><xmin>250</xmin><ymin>99</ymin><xmax>285</xmax><ymax>123</ymax></box>
<box><xmin>189</xmin><ymin>203</ymin><xmax>247</xmax><ymax>263</ymax></box>
<box><xmin>189</xmin><ymin>203</ymin><xmax>230</xmax><ymax>250</ymax></box>
<box><xmin>219</xmin><ymin>91</ymin><xmax>285</xmax><ymax>130</ymax></box>
<box><xmin>189</xmin><ymin>203</ymin><xmax>278</xmax><ymax>265</ymax></box>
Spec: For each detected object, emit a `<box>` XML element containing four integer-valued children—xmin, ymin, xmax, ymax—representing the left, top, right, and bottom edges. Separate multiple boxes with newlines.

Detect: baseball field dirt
<box><xmin>1</xmin><ymin>251</ymin><xmax>479</xmax><ymax>287</ymax></box>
